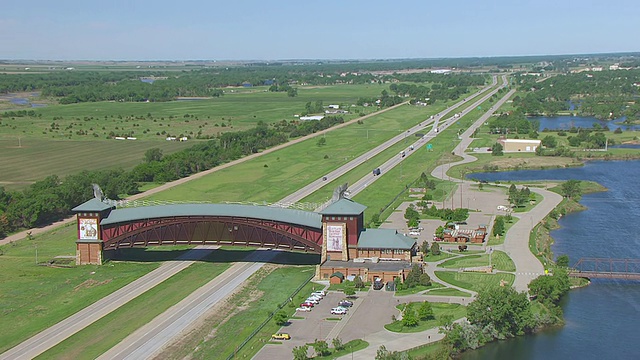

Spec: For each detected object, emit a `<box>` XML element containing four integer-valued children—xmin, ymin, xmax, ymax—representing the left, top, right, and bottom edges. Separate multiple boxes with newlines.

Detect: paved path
<box><xmin>430</xmin><ymin>85</ymin><xmax>563</xmax><ymax>292</ymax></box>
<box><xmin>0</xmin><ymin>246</ymin><xmax>219</xmax><ymax>360</ymax></box>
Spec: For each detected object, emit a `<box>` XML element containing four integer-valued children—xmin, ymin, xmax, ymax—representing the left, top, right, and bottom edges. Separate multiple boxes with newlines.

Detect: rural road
<box><xmin>430</xmin><ymin>83</ymin><xmax>563</xmax><ymax>292</ymax></box>
<box><xmin>0</xmin><ymin>245</ymin><xmax>219</xmax><ymax>360</ymax></box>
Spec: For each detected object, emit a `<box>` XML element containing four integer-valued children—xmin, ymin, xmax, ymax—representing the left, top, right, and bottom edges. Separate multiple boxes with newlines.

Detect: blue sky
<box><xmin>1</xmin><ymin>0</ymin><xmax>638</xmax><ymax>61</ymax></box>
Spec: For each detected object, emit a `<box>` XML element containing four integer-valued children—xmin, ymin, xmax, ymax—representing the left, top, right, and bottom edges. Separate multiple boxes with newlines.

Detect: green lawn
<box><xmin>0</xmin><ymin>223</ymin><xmax>161</xmax><ymax>354</ymax></box>
<box><xmin>37</xmin><ymin>260</ymin><xmax>232</xmax><ymax>360</ymax></box>
<box><xmin>395</xmin><ymin>282</ymin><xmax>444</xmax><ymax>296</ymax></box>
<box><xmin>425</xmin><ymin>287</ymin><xmax>472</xmax><ymax>297</ymax></box>
<box><xmin>422</xmin><ymin>252</ymin><xmax>455</xmax><ymax>262</ymax></box>
<box><xmin>439</xmin><ymin>250</ymin><xmax>515</xmax><ymax>272</ymax></box>
<box><xmin>434</xmin><ymin>271</ymin><xmax>515</xmax><ymax>292</ymax></box>
<box><xmin>384</xmin><ymin>303</ymin><xmax>466</xmax><ymax>333</ymax></box>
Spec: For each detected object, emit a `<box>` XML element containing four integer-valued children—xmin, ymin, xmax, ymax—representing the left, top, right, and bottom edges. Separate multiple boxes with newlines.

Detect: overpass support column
<box><xmin>76</xmin><ymin>240</ymin><xmax>103</xmax><ymax>265</ymax></box>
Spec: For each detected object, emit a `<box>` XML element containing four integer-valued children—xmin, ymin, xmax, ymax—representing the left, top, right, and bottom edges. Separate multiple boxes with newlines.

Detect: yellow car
<box><xmin>271</xmin><ymin>333</ymin><xmax>291</xmax><ymax>340</ymax></box>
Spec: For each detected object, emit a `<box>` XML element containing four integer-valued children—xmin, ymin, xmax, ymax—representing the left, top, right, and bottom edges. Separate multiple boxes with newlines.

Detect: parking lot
<box><xmin>255</xmin><ymin>291</ymin><xmax>355</xmax><ymax>359</ymax></box>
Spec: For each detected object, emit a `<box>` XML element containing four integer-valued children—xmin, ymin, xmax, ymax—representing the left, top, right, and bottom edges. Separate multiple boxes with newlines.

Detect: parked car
<box><xmin>305</xmin><ymin>298</ymin><xmax>319</xmax><ymax>304</ymax></box>
<box><xmin>338</xmin><ymin>300</ymin><xmax>353</xmax><ymax>307</ymax></box>
<box><xmin>272</xmin><ymin>333</ymin><xmax>291</xmax><ymax>340</ymax></box>
<box><xmin>296</xmin><ymin>307</ymin><xmax>311</xmax><ymax>312</ymax></box>
<box><xmin>311</xmin><ymin>291</ymin><xmax>326</xmax><ymax>297</ymax></box>
<box><xmin>300</xmin><ymin>302</ymin><xmax>314</xmax><ymax>308</ymax></box>
<box><xmin>331</xmin><ymin>307</ymin><xmax>348</xmax><ymax>315</ymax></box>
<box><xmin>373</xmin><ymin>281</ymin><xmax>384</xmax><ymax>290</ymax></box>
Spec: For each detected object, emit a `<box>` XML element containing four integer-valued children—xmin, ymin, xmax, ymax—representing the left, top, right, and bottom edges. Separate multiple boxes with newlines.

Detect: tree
<box><xmin>332</xmin><ymin>337</ymin><xmax>345</xmax><ymax>351</ymax></box>
<box><xmin>316</xmin><ymin>137</ymin><xmax>327</xmax><ymax>146</ymax></box>
<box><xmin>344</xmin><ymin>288</ymin><xmax>356</xmax><ymax>297</ymax></box>
<box><xmin>556</xmin><ymin>254</ymin><xmax>570</xmax><ymax>267</ymax></box>
<box><xmin>493</xmin><ymin>216</ymin><xmax>505</xmax><ymax>236</ymax></box>
<box><xmin>353</xmin><ymin>276</ymin><xmax>365</xmax><ymax>289</ymax></box>
<box><xmin>402</xmin><ymin>304</ymin><xmax>419</xmax><ymax>327</ymax></box>
<box><xmin>561</xmin><ymin>179</ymin><xmax>581</xmax><ymax>199</ymax></box>
<box><xmin>375</xmin><ymin>345</ymin><xmax>411</xmax><ymax>360</ymax></box>
<box><xmin>274</xmin><ymin>310</ymin><xmax>288</xmax><ymax>326</ymax></box>
<box><xmin>541</xmin><ymin>135</ymin><xmax>557</xmax><ymax>148</ymax></box>
<box><xmin>418</xmin><ymin>301</ymin><xmax>434</xmax><ymax>320</ymax></box>
<box><xmin>312</xmin><ymin>339</ymin><xmax>330</xmax><ymax>356</ymax></box>
<box><xmin>287</xmin><ymin>87</ymin><xmax>298</xmax><ymax>97</ymax></box>
<box><xmin>292</xmin><ymin>345</ymin><xmax>309</xmax><ymax>360</ymax></box>
<box><xmin>467</xmin><ymin>286</ymin><xmax>534</xmax><ymax>338</ymax></box>
<box><xmin>405</xmin><ymin>264</ymin><xmax>423</xmax><ymax>288</ymax></box>
<box><xmin>144</xmin><ymin>148</ymin><xmax>163</xmax><ymax>162</ymax></box>
<box><xmin>491</xmin><ymin>142</ymin><xmax>504</xmax><ymax>156</ymax></box>
<box><xmin>430</xmin><ymin>242</ymin><xmax>441</xmax><ymax>255</ymax></box>
<box><xmin>419</xmin><ymin>273</ymin><xmax>432</xmax><ymax>286</ymax></box>
<box><xmin>528</xmin><ymin>269</ymin><xmax>570</xmax><ymax>305</ymax></box>
<box><xmin>434</xmin><ymin>226</ymin><xmax>444</xmax><ymax>239</ymax></box>
<box><xmin>421</xmin><ymin>241</ymin><xmax>430</xmax><ymax>255</ymax></box>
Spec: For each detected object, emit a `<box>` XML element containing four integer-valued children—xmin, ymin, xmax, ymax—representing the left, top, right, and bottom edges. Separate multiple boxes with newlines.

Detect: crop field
<box><xmin>0</xmin><ymin>84</ymin><xmax>386</xmax><ymax>141</ymax></box>
<box><xmin>0</xmin><ymin>138</ymin><xmax>188</xmax><ymax>190</ymax></box>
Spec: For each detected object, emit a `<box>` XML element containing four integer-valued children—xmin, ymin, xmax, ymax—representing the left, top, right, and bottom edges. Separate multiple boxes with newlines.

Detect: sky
<box><xmin>1</xmin><ymin>0</ymin><xmax>638</xmax><ymax>61</ymax></box>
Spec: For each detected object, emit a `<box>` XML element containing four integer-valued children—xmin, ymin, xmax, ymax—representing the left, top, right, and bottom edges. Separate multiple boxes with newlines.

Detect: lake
<box><xmin>463</xmin><ymin>161</ymin><xmax>640</xmax><ymax>360</ymax></box>
<box><xmin>529</xmin><ymin>115</ymin><xmax>640</xmax><ymax>132</ymax></box>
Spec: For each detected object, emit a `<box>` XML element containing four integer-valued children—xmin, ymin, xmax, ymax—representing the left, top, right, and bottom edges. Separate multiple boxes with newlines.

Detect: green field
<box><xmin>0</xmin><ymin>138</ymin><xmax>188</xmax><ymax>190</ymax></box>
<box><xmin>38</xmin><ymin>259</ymin><xmax>233</xmax><ymax>360</ymax></box>
<box><xmin>0</xmin><ymin>223</ymin><xmax>160</xmax><ymax>353</ymax></box>
<box><xmin>426</xmin><ymin>287</ymin><xmax>472</xmax><ymax>297</ymax></box>
<box><xmin>434</xmin><ymin>271</ymin><xmax>515</xmax><ymax>292</ymax></box>
<box><xmin>384</xmin><ymin>303</ymin><xmax>467</xmax><ymax>333</ymax></box>
<box><xmin>0</xmin><ymin>84</ymin><xmax>385</xmax><ymax>140</ymax></box>
<box><xmin>439</xmin><ymin>250</ymin><xmax>516</xmax><ymax>272</ymax></box>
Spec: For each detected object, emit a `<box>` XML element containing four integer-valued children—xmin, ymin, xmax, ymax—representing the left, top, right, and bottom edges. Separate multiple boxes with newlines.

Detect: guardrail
<box><xmin>226</xmin><ymin>273</ymin><xmax>315</xmax><ymax>360</ymax></box>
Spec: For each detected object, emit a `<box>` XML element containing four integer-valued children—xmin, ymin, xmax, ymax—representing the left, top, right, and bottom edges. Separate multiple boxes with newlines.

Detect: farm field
<box><xmin>0</xmin><ymin>84</ymin><xmax>386</xmax><ymax>141</ymax></box>
<box><xmin>0</xmin><ymin>138</ymin><xmax>188</xmax><ymax>190</ymax></box>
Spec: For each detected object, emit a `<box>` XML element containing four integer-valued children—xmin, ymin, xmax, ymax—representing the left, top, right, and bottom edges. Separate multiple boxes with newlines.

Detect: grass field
<box><xmin>0</xmin><ymin>138</ymin><xmax>188</xmax><ymax>190</ymax></box>
<box><xmin>434</xmin><ymin>271</ymin><xmax>515</xmax><ymax>292</ymax></box>
<box><xmin>0</xmin><ymin>223</ymin><xmax>160</xmax><ymax>354</ymax></box>
<box><xmin>426</xmin><ymin>287</ymin><xmax>472</xmax><ymax>297</ymax></box>
<box><xmin>395</xmin><ymin>282</ymin><xmax>444</xmax><ymax>296</ymax></box>
<box><xmin>38</xmin><ymin>259</ymin><xmax>233</xmax><ymax>360</ymax></box>
<box><xmin>144</xmin><ymin>98</ymin><xmax>469</xmax><ymax>203</ymax></box>
<box><xmin>0</xmin><ymin>84</ymin><xmax>386</xmax><ymax>140</ymax></box>
<box><xmin>384</xmin><ymin>303</ymin><xmax>466</xmax><ymax>333</ymax></box>
<box><xmin>439</xmin><ymin>250</ymin><xmax>516</xmax><ymax>272</ymax></box>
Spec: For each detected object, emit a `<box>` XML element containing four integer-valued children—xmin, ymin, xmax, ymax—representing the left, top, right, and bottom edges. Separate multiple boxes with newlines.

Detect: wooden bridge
<box><xmin>568</xmin><ymin>258</ymin><xmax>640</xmax><ymax>280</ymax></box>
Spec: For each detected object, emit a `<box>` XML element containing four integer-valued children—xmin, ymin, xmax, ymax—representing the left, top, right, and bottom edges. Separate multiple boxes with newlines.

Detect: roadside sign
<box><xmin>477</xmin><ymin>106</ymin><xmax>481</xmax><ymax>110</ymax></box>
<box><xmin>426</xmin><ymin>144</ymin><xmax>433</xmax><ymax>150</ymax></box>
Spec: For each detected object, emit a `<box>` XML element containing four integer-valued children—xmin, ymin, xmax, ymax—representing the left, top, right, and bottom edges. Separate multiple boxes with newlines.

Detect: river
<box><xmin>528</xmin><ymin>115</ymin><xmax>640</xmax><ymax>132</ymax></box>
<box><xmin>463</xmin><ymin>160</ymin><xmax>640</xmax><ymax>360</ymax></box>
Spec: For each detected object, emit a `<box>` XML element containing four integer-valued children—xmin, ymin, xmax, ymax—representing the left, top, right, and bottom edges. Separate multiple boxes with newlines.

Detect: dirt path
<box><xmin>0</xmin><ymin>102</ymin><xmax>408</xmax><ymax>247</ymax></box>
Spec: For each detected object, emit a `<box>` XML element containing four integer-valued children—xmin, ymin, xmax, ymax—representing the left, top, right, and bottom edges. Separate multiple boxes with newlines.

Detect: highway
<box><xmin>97</xmin><ymin>250</ymin><xmax>278</xmax><ymax>360</ymax></box>
<box><xmin>278</xmin><ymin>75</ymin><xmax>500</xmax><ymax>206</ymax></box>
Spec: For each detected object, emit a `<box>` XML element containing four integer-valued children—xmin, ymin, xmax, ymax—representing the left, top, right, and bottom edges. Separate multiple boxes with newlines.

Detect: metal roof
<box><xmin>100</xmin><ymin>204</ymin><xmax>322</xmax><ymax>229</ymax></box>
<box><xmin>319</xmin><ymin>198</ymin><xmax>367</xmax><ymax>216</ymax></box>
<box><xmin>72</xmin><ymin>198</ymin><xmax>115</xmax><ymax>212</ymax></box>
<box><xmin>357</xmin><ymin>228</ymin><xmax>416</xmax><ymax>250</ymax></box>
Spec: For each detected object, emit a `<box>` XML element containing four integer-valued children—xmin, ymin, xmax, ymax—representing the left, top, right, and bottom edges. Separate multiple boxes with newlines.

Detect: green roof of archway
<box><xmin>100</xmin><ymin>203</ymin><xmax>322</xmax><ymax>229</ymax></box>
